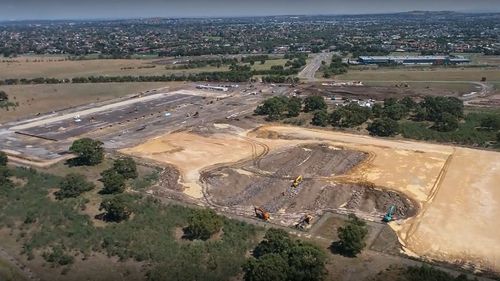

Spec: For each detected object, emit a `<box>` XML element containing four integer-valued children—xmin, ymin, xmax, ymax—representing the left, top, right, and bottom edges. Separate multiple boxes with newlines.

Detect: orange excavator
<box><xmin>254</xmin><ymin>207</ymin><xmax>270</xmax><ymax>221</ymax></box>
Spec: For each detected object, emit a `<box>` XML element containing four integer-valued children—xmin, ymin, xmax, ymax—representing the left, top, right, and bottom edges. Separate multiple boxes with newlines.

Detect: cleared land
<box><xmin>0</xmin><ymin>58</ymin><xmax>229</xmax><ymax>79</ymax></box>
<box><xmin>0</xmin><ymin>82</ymin><xmax>183</xmax><ymax>123</ymax></box>
<box><xmin>122</xmin><ymin>124</ymin><xmax>500</xmax><ymax>273</ymax></box>
<box><xmin>337</xmin><ymin>68</ymin><xmax>500</xmax><ymax>82</ymax></box>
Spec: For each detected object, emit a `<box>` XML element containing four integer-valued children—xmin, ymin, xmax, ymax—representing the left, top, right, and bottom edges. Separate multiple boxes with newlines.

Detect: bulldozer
<box><xmin>295</xmin><ymin>214</ymin><xmax>313</xmax><ymax>230</ymax></box>
<box><xmin>292</xmin><ymin>175</ymin><xmax>303</xmax><ymax>188</ymax></box>
<box><xmin>254</xmin><ymin>207</ymin><xmax>270</xmax><ymax>221</ymax></box>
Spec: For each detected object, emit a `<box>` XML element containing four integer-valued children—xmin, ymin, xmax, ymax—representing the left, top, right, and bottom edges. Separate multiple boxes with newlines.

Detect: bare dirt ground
<box><xmin>121</xmin><ymin>123</ymin><xmax>500</xmax><ymax>274</ymax></box>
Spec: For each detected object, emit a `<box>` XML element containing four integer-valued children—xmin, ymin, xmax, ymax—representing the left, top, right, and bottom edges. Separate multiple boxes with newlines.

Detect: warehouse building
<box><xmin>357</xmin><ymin>55</ymin><xmax>470</xmax><ymax>65</ymax></box>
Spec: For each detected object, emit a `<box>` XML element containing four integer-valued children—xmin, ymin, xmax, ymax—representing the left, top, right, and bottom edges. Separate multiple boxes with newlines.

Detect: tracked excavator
<box><xmin>296</xmin><ymin>214</ymin><xmax>313</xmax><ymax>230</ymax></box>
<box><xmin>254</xmin><ymin>207</ymin><xmax>270</xmax><ymax>221</ymax></box>
<box><xmin>292</xmin><ymin>175</ymin><xmax>303</xmax><ymax>188</ymax></box>
<box><xmin>383</xmin><ymin>205</ymin><xmax>396</xmax><ymax>222</ymax></box>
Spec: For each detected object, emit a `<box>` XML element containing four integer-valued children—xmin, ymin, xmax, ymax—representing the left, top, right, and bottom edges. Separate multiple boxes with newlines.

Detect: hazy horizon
<box><xmin>1</xmin><ymin>0</ymin><xmax>499</xmax><ymax>21</ymax></box>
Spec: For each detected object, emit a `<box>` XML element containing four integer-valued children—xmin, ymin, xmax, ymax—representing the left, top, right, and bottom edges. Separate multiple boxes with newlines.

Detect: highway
<box><xmin>297</xmin><ymin>52</ymin><xmax>333</xmax><ymax>81</ymax></box>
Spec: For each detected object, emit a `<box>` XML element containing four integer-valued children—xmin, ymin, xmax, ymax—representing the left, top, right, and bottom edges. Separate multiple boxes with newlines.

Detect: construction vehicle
<box><xmin>296</xmin><ymin>214</ymin><xmax>313</xmax><ymax>230</ymax></box>
<box><xmin>383</xmin><ymin>205</ymin><xmax>396</xmax><ymax>222</ymax></box>
<box><xmin>292</xmin><ymin>175</ymin><xmax>303</xmax><ymax>188</ymax></box>
<box><xmin>254</xmin><ymin>207</ymin><xmax>270</xmax><ymax>221</ymax></box>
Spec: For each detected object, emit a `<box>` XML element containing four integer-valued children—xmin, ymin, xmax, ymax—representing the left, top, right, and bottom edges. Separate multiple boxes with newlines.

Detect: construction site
<box><xmin>1</xmin><ymin>82</ymin><xmax>500</xmax><ymax>277</ymax></box>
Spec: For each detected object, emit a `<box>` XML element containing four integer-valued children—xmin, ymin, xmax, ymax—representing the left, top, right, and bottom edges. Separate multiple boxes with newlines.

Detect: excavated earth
<box><xmin>205</xmin><ymin>143</ymin><xmax>417</xmax><ymax>219</ymax></box>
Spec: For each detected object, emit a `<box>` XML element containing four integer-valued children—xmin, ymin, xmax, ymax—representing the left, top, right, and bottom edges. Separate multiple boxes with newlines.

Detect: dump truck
<box><xmin>254</xmin><ymin>207</ymin><xmax>270</xmax><ymax>221</ymax></box>
<box><xmin>292</xmin><ymin>175</ymin><xmax>303</xmax><ymax>188</ymax></box>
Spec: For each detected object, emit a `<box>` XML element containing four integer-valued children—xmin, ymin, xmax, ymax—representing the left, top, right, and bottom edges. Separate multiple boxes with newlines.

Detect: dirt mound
<box><xmin>204</xmin><ymin>143</ymin><xmax>416</xmax><ymax>220</ymax></box>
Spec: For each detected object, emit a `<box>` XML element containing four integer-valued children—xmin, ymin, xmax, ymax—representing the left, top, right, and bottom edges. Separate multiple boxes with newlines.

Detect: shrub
<box><xmin>113</xmin><ymin>157</ymin><xmax>138</xmax><ymax>179</ymax></box>
<box><xmin>304</xmin><ymin>96</ymin><xmax>327</xmax><ymax>113</ymax></box>
<box><xmin>54</xmin><ymin>173</ymin><xmax>95</xmax><ymax>200</ymax></box>
<box><xmin>184</xmin><ymin>209</ymin><xmax>223</xmax><ymax>240</ymax></box>
<box><xmin>0</xmin><ymin>151</ymin><xmax>7</xmax><ymax>166</ymax></box>
<box><xmin>100</xmin><ymin>169</ymin><xmax>126</xmax><ymax>194</ymax></box>
<box><xmin>367</xmin><ymin>118</ymin><xmax>399</xmax><ymax>137</ymax></box>
<box><xmin>99</xmin><ymin>195</ymin><xmax>131</xmax><ymax>222</ymax></box>
<box><xmin>334</xmin><ymin>214</ymin><xmax>368</xmax><ymax>257</ymax></box>
<box><xmin>311</xmin><ymin>110</ymin><xmax>328</xmax><ymax>127</ymax></box>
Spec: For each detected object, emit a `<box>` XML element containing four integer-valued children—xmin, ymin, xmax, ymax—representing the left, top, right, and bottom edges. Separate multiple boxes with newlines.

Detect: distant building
<box><xmin>196</xmin><ymin>85</ymin><xmax>229</xmax><ymax>92</ymax></box>
<box><xmin>357</xmin><ymin>55</ymin><xmax>470</xmax><ymax>65</ymax></box>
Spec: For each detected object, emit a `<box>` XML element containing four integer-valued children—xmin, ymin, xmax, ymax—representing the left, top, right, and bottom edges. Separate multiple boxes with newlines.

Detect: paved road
<box><xmin>298</xmin><ymin>52</ymin><xmax>333</xmax><ymax>81</ymax></box>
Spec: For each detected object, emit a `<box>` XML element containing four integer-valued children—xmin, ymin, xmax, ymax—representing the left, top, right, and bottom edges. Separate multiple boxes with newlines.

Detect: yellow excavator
<box><xmin>292</xmin><ymin>175</ymin><xmax>303</xmax><ymax>188</ymax></box>
<box><xmin>254</xmin><ymin>207</ymin><xmax>270</xmax><ymax>221</ymax></box>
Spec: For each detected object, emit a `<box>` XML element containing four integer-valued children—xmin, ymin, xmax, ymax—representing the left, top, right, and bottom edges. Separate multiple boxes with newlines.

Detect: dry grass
<box><xmin>0</xmin><ymin>82</ymin><xmax>185</xmax><ymax>123</ymax></box>
<box><xmin>0</xmin><ymin>58</ymin><xmax>229</xmax><ymax>79</ymax></box>
<box><xmin>337</xmin><ymin>68</ymin><xmax>500</xmax><ymax>82</ymax></box>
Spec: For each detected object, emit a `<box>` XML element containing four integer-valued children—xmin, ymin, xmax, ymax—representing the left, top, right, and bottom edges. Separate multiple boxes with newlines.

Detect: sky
<box><xmin>0</xmin><ymin>0</ymin><xmax>499</xmax><ymax>21</ymax></box>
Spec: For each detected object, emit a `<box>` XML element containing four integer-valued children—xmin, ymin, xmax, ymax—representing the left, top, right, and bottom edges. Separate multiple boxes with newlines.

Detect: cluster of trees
<box><xmin>183</xmin><ymin>209</ymin><xmax>223</xmax><ymax>240</ymax></box>
<box><xmin>0</xmin><ymin>151</ymin><xmax>11</xmax><ymax>187</ymax></box>
<box><xmin>262</xmin><ymin>75</ymin><xmax>299</xmax><ymax>84</ymax></box>
<box><xmin>322</xmin><ymin>55</ymin><xmax>348</xmax><ymax>78</ymax></box>
<box><xmin>242</xmin><ymin>55</ymin><xmax>269</xmax><ymax>64</ymax></box>
<box><xmin>169</xmin><ymin>57</ymin><xmax>238</xmax><ymax>69</ymax></box>
<box><xmin>255</xmin><ymin>96</ymin><xmax>326</xmax><ymax>121</ymax></box>
<box><xmin>333</xmin><ymin>214</ymin><xmax>369</xmax><ymax>257</ymax></box>
<box><xmin>100</xmin><ymin>157</ymin><xmax>138</xmax><ymax>194</ymax></box>
<box><xmin>243</xmin><ymin>228</ymin><xmax>327</xmax><ymax>281</ymax></box>
<box><xmin>403</xmin><ymin>265</ymin><xmax>476</xmax><ymax>281</ymax></box>
<box><xmin>0</xmin><ymin>90</ymin><xmax>18</xmax><ymax>110</ymax></box>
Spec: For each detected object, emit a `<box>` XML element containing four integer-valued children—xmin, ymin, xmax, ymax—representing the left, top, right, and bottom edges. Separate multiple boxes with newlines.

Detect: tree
<box><xmin>254</xmin><ymin>96</ymin><xmax>289</xmax><ymax>121</ymax></box>
<box><xmin>253</xmin><ymin>228</ymin><xmax>294</xmax><ymax>258</ymax></box>
<box><xmin>434</xmin><ymin>112</ymin><xmax>459</xmax><ymax>132</ymax></box>
<box><xmin>0</xmin><ymin>151</ymin><xmax>7</xmax><ymax>166</ymax></box>
<box><xmin>246</xmin><ymin>228</ymin><xmax>326</xmax><ymax>281</ymax></box>
<box><xmin>184</xmin><ymin>209</ymin><xmax>223</xmax><ymax>240</ymax></box>
<box><xmin>311</xmin><ymin>110</ymin><xmax>328</xmax><ymax>127</ymax></box>
<box><xmin>330</xmin><ymin>103</ymin><xmax>371</xmax><ymax>128</ymax></box>
<box><xmin>367</xmin><ymin>118</ymin><xmax>399</xmax><ymax>137</ymax></box>
<box><xmin>399</xmin><ymin>96</ymin><xmax>417</xmax><ymax>110</ymax></box>
<box><xmin>69</xmin><ymin>138</ymin><xmax>104</xmax><ymax>166</ymax></box>
<box><xmin>0</xmin><ymin>91</ymin><xmax>8</xmax><ymax>102</ymax></box>
<box><xmin>383</xmin><ymin>103</ymin><xmax>408</xmax><ymax>120</ymax></box>
<box><xmin>303</xmin><ymin>96</ymin><xmax>327</xmax><ymax>113</ymax></box>
<box><xmin>371</xmin><ymin>103</ymin><xmax>384</xmax><ymax>118</ymax></box>
<box><xmin>335</xmin><ymin>214</ymin><xmax>368</xmax><ymax>257</ymax></box>
<box><xmin>99</xmin><ymin>195</ymin><xmax>131</xmax><ymax>222</ymax></box>
<box><xmin>287</xmin><ymin>97</ymin><xmax>302</xmax><ymax>117</ymax></box>
<box><xmin>421</xmin><ymin>96</ymin><xmax>463</xmax><ymax>122</ymax></box>
<box><xmin>480</xmin><ymin>115</ymin><xmax>500</xmax><ymax>130</ymax></box>
<box><xmin>113</xmin><ymin>157</ymin><xmax>138</xmax><ymax>179</ymax></box>
<box><xmin>100</xmin><ymin>169</ymin><xmax>126</xmax><ymax>194</ymax></box>
<box><xmin>497</xmin><ymin>131</ymin><xmax>500</xmax><ymax>143</ymax></box>
<box><xmin>243</xmin><ymin>254</ymin><xmax>289</xmax><ymax>281</ymax></box>
<box><xmin>55</xmin><ymin>173</ymin><xmax>95</xmax><ymax>200</ymax></box>
<box><xmin>0</xmin><ymin>166</ymin><xmax>12</xmax><ymax>187</ymax></box>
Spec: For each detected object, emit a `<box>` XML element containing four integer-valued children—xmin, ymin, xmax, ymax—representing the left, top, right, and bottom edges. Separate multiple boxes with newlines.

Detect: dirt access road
<box><xmin>121</xmin><ymin>123</ymin><xmax>500</xmax><ymax>273</ymax></box>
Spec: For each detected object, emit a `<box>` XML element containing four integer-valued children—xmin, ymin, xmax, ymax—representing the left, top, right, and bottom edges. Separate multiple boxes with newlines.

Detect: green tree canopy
<box><xmin>99</xmin><ymin>195</ymin><xmax>131</xmax><ymax>222</ymax></box>
<box><xmin>304</xmin><ymin>96</ymin><xmax>327</xmax><ymax>113</ymax></box>
<box><xmin>245</xmin><ymin>228</ymin><xmax>326</xmax><ymax>281</ymax></box>
<box><xmin>335</xmin><ymin>214</ymin><xmax>368</xmax><ymax>257</ymax></box>
<box><xmin>100</xmin><ymin>168</ymin><xmax>126</xmax><ymax>194</ymax></box>
<box><xmin>54</xmin><ymin>173</ymin><xmax>95</xmax><ymax>200</ymax></box>
<box><xmin>69</xmin><ymin>138</ymin><xmax>104</xmax><ymax>166</ymax></box>
<box><xmin>330</xmin><ymin>103</ymin><xmax>371</xmax><ymax>128</ymax></box>
<box><xmin>0</xmin><ymin>151</ymin><xmax>7</xmax><ymax>166</ymax></box>
<box><xmin>434</xmin><ymin>112</ymin><xmax>459</xmax><ymax>132</ymax></box>
<box><xmin>367</xmin><ymin>118</ymin><xmax>399</xmax><ymax>137</ymax></box>
<box><xmin>311</xmin><ymin>110</ymin><xmax>328</xmax><ymax>127</ymax></box>
<box><xmin>383</xmin><ymin>103</ymin><xmax>408</xmax><ymax>120</ymax></box>
<box><xmin>254</xmin><ymin>96</ymin><xmax>289</xmax><ymax>121</ymax></box>
<box><xmin>480</xmin><ymin>115</ymin><xmax>500</xmax><ymax>130</ymax></box>
<box><xmin>422</xmin><ymin>96</ymin><xmax>464</xmax><ymax>122</ymax></box>
<box><xmin>0</xmin><ymin>166</ymin><xmax>12</xmax><ymax>187</ymax></box>
<box><xmin>287</xmin><ymin>97</ymin><xmax>302</xmax><ymax>117</ymax></box>
<box><xmin>184</xmin><ymin>209</ymin><xmax>223</xmax><ymax>240</ymax></box>
<box><xmin>113</xmin><ymin>157</ymin><xmax>138</xmax><ymax>179</ymax></box>
<box><xmin>243</xmin><ymin>254</ymin><xmax>289</xmax><ymax>281</ymax></box>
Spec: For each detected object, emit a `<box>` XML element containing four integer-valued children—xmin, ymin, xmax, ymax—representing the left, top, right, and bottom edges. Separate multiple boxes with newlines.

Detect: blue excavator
<box><xmin>383</xmin><ymin>205</ymin><xmax>396</xmax><ymax>222</ymax></box>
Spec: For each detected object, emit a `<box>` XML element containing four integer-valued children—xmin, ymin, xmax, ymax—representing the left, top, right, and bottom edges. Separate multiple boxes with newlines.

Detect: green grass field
<box><xmin>337</xmin><ymin>68</ymin><xmax>500</xmax><ymax>82</ymax></box>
